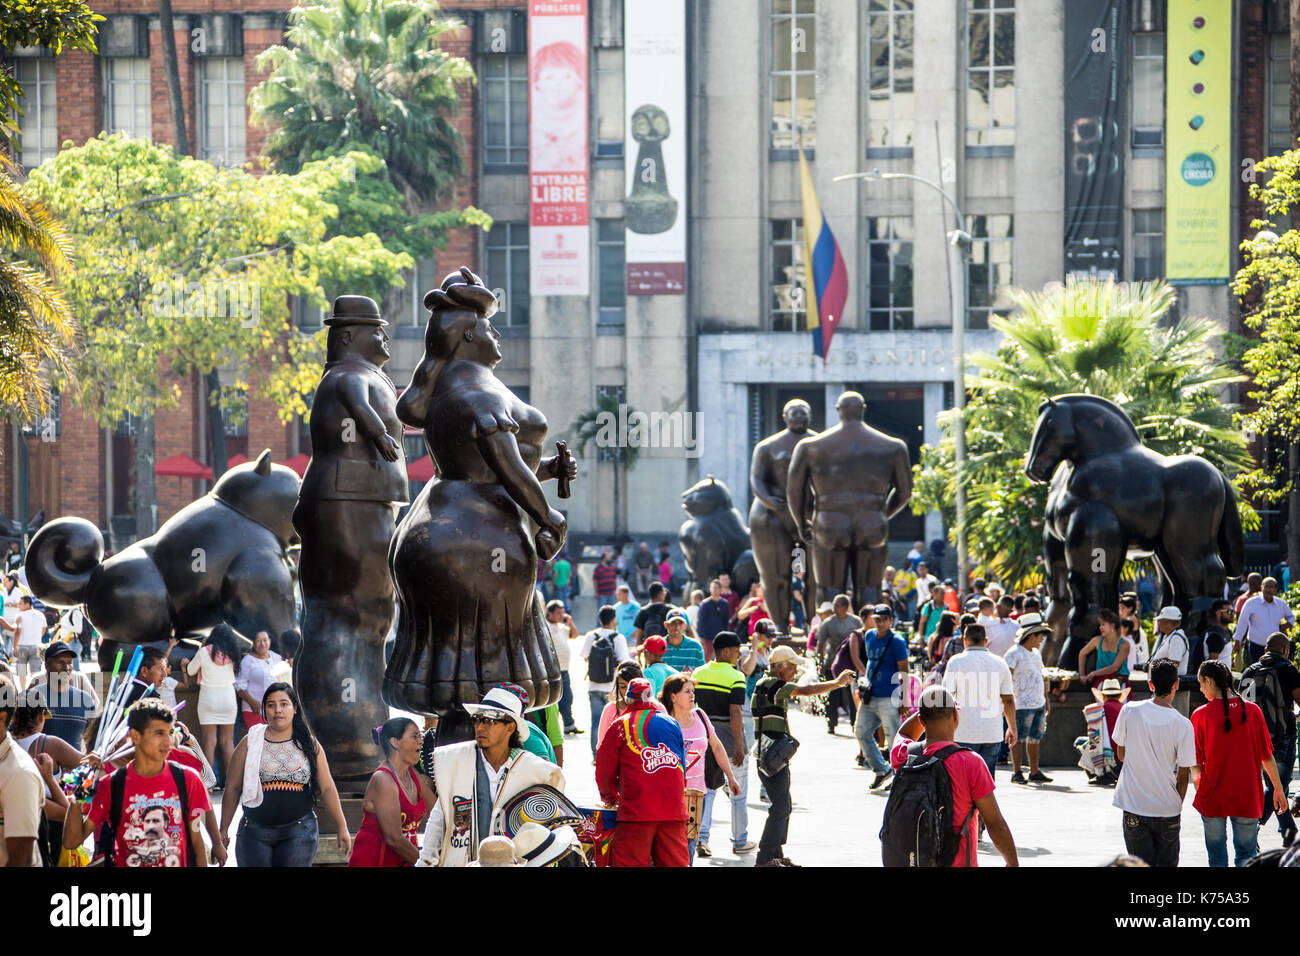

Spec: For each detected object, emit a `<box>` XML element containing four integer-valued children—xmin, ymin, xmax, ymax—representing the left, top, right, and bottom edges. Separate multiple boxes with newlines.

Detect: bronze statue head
<box><xmin>422</xmin><ymin>267</ymin><xmax>502</xmax><ymax>368</ymax></box>
<box><xmin>782</xmin><ymin>399</ymin><xmax>812</xmax><ymax>433</ymax></box>
<box><xmin>835</xmin><ymin>391</ymin><xmax>866</xmax><ymax>422</ymax></box>
<box><xmin>325</xmin><ymin>295</ymin><xmax>390</xmax><ymax>368</ymax></box>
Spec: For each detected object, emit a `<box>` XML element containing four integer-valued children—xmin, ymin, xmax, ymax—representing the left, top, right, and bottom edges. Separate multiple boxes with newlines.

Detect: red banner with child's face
<box><xmin>528</xmin><ymin>0</ymin><xmax>589</xmax><ymax>297</ymax></box>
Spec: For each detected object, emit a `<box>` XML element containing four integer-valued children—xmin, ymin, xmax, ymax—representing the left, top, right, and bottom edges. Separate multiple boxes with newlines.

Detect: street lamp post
<box><xmin>834</xmin><ymin>168</ymin><xmax>971</xmax><ymax>591</ymax></box>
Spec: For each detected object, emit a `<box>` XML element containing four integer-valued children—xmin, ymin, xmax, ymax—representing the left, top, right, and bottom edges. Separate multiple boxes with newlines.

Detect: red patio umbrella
<box><xmin>224</xmin><ymin>452</ymin><xmax>251</xmax><ymax>469</ymax></box>
<box><xmin>281</xmin><ymin>453</ymin><xmax>311</xmax><ymax>477</ymax></box>
<box><xmin>407</xmin><ymin>455</ymin><xmax>435</xmax><ymax>482</ymax></box>
<box><xmin>154</xmin><ymin>453</ymin><xmax>213</xmax><ymax>480</ymax></box>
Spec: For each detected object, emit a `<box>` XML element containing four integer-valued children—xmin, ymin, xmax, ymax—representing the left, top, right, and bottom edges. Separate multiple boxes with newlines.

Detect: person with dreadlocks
<box><xmin>1191</xmin><ymin>660</ymin><xmax>1290</xmax><ymax>866</ymax></box>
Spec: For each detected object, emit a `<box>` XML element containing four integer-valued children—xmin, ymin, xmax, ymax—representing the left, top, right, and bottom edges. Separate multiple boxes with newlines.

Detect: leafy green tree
<box><xmin>251</xmin><ymin>0</ymin><xmax>474</xmax><ymax>205</ymax></box>
<box><xmin>571</xmin><ymin>394</ymin><xmax>641</xmax><ymax>535</ymax></box>
<box><xmin>0</xmin><ymin>156</ymin><xmax>76</xmax><ymax>420</ymax></box>
<box><xmin>1233</xmin><ymin>148</ymin><xmax>1300</xmax><ymax>567</ymax></box>
<box><xmin>0</xmin><ymin>0</ymin><xmax>102</xmax><ymax>419</ymax></box>
<box><xmin>912</xmin><ymin>277</ymin><xmax>1251</xmax><ymax>587</ymax></box>
<box><xmin>25</xmin><ymin>134</ymin><xmax>408</xmax><ymax>532</ymax></box>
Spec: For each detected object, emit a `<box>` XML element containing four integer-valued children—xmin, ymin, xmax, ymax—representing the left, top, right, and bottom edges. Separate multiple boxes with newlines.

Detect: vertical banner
<box><xmin>1165</xmin><ymin>0</ymin><xmax>1232</xmax><ymax>283</ymax></box>
<box><xmin>528</xmin><ymin>0</ymin><xmax>589</xmax><ymax>296</ymax></box>
<box><xmin>624</xmin><ymin>0</ymin><xmax>686</xmax><ymax>295</ymax></box>
<box><xmin>1063</xmin><ymin>0</ymin><xmax>1125</xmax><ymax>279</ymax></box>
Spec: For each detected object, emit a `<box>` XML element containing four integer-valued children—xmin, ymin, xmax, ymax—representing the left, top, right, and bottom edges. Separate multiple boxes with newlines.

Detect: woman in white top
<box><xmin>234</xmin><ymin>631</ymin><xmax>283</xmax><ymax>730</ymax></box>
<box><xmin>187</xmin><ymin>622</ymin><xmax>241</xmax><ymax>790</ymax></box>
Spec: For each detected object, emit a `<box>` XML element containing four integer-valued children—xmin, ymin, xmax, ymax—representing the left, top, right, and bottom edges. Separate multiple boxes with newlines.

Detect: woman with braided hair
<box><xmin>1191</xmin><ymin>659</ymin><xmax>1291</xmax><ymax>865</ymax></box>
<box><xmin>387</xmin><ymin>268</ymin><xmax>578</xmax><ymax>741</ymax></box>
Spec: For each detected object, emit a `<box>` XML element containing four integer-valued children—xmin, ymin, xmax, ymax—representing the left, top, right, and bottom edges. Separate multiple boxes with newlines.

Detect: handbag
<box><xmin>757</xmin><ymin>733</ymin><xmax>800</xmax><ymax>776</ymax></box>
<box><xmin>697</xmin><ymin>710</ymin><xmax>726</xmax><ymax>790</ymax></box>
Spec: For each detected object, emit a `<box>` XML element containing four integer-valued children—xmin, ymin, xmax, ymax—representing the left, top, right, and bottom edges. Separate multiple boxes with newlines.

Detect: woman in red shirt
<box><xmin>1191</xmin><ymin>660</ymin><xmax>1289</xmax><ymax>867</ymax></box>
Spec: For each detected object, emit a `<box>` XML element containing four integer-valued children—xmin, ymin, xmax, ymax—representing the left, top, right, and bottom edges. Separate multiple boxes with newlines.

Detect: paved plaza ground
<box><xmin>75</xmin><ymin>615</ymin><xmax>1296</xmax><ymax>868</ymax></box>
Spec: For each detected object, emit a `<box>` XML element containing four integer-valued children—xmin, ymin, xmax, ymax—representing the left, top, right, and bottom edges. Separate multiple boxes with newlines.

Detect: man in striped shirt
<box><xmin>592</xmin><ymin>551</ymin><xmax>620</xmax><ymax>603</ymax></box>
<box><xmin>658</xmin><ymin>613</ymin><xmax>705</xmax><ymax>672</ymax></box>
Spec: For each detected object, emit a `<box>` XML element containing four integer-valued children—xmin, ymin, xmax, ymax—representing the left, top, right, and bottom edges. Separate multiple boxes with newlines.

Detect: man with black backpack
<box><xmin>880</xmin><ymin>685</ymin><xmax>1018</xmax><ymax>868</ymax></box>
<box><xmin>1240</xmin><ymin>632</ymin><xmax>1300</xmax><ymax>848</ymax></box>
<box><xmin>581</xmin><ymin>605</ymin><xmax>631</xmax><ymax>762</ymax></box>
<box><xmin>62</xmin><ymin>697</ymin><xmax>210</xmax><ymax>867</ymax></box>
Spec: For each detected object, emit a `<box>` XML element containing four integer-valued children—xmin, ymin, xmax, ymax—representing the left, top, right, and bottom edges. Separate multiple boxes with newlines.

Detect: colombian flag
<box><xmin>798</xmin><ymin>149</ymin><xmax>849</xmax><ymax>363</ymax></box>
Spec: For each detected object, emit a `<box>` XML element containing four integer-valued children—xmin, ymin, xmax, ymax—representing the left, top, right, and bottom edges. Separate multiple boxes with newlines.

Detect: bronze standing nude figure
<box><xmin>749</xmin><ymin>399</ymin><xmax>818</xmax><ymax>634</ymax></box>
<box><xmin>386</xmin><ymin>268</ymin><xmax>577</xmax><ymax>743</ymax></box>
<box><xmin>294</xmin><ymin>295</ymin><xmax>408</xmax><ymax>782</ymax></box>
<box><xmin>787</xmin><ymin>391</ymin><xmax>912</xmax><ymax>608</ymax></box>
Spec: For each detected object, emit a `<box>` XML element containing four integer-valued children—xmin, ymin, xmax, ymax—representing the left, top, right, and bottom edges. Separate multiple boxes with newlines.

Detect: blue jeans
<box><xmin>1202</xmin><ymin>816</ymin><xmax>1259</xmax><ymax>867</ymax></box>
<box><xmin>588</xmin><ymin>690</ymin><xmax>607</xmax><ymax>757</ymax></box>
<box><xmin>967</xmin><ymin>741</ymin><xmax>1001</xmax><ymax>781</ymax></box>
<box><xmin>236</xmin><ymin>812</ymin><xmax>319</xmax><ymax>867</ymax></box>
<box><xmin>1262</xmin><ymin>735</ymin><xmax>1297</xmax><ymax>836</ymax></box>
<box><xmin>559</xmin><ymin>671</ymin><xmax>576</xmax><ymax>731</ymax></box>
<box><xmin>699</xmin><ymin>714</ymin><xmax>750</xmax><ymax>848</ymax></box>
<box><xmin>855</xmin><ymin>696</ymin><xmax>901</xmax><ymax>775</ymax></box>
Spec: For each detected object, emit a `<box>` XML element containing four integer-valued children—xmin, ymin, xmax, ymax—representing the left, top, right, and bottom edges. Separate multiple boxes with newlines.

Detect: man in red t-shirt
<box><xmin>890</xmin><ymin>685</ymin><xmax>1018</xmax><ymax>867</ymax></box>
<box><xmin>63</xmin><ymin>698</ymin><xmax>210</xmax><ymax>867</ymax></box>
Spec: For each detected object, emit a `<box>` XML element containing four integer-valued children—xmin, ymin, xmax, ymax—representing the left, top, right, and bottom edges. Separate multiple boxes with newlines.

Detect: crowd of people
<box><xmin>2</xmin><ymin>539</ymin><xmax>1299</xmax><ymax>869</ymax></box>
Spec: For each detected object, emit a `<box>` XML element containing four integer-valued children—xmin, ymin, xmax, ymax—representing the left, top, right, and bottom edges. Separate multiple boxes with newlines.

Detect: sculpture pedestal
<box><xmin>1036</xmin><ymin>682</ymin><xmax>1209</xmax><ymax>767</ymax></box>
<box><xmin>312</xmin><ymin>795</ymin><xmax>367</xmax><ymax>866</ymax></box>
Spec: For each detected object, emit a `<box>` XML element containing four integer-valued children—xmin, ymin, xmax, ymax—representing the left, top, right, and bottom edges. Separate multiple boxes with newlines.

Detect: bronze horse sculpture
<box><xmin>1026</xmin><ymin>394</ymin><xmax>1244</xmax><ymax>670</ymax></box>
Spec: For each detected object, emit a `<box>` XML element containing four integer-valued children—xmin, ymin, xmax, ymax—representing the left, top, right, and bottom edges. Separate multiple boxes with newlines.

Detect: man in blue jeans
<box><xmin>942</xmin><ymin>622</ymin><xmax>1017</xmax><ymax>781</ymax></box>
<box><xmin>851</xmin><ymin>605</ymin><xmax>911</xmax><ymax>791</ymax></box>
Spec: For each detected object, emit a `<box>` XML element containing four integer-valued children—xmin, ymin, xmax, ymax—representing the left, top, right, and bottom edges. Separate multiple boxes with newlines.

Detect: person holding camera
<box><xmin>751</xmin><ymin>647</ymin><xmax>853</xmax><ymax>867</ymax></box>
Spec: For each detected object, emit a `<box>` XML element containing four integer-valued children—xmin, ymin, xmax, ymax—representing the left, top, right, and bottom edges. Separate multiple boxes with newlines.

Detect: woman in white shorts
<box><xmin>187</xmin><ymin>622</ymin><xmax>242</xmax><ymax>790</ymax></box>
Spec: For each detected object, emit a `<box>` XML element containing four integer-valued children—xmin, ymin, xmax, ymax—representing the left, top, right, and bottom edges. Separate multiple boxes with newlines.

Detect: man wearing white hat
<box><xmin>1149</xmin><ymin>607</ymin><xmax>1191</xmax><ymax>715</ymax></box>
<box><xmin>416</xmin><ymin>686</ymin><xmax>565</xmax><ymax>867</ymax></box>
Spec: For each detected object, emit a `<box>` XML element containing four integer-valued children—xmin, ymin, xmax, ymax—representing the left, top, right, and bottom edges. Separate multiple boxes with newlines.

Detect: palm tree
<box><xmin>0</xmin><ymin>156</ymin><xmax>77</xmax><ymax>420</ymax></box>
<box><xmin>913</xmin><ymin>277</ymin><xmax>1250</xmax><ymax>586</ymax></box>
<box><xmin>571</xmin><ymin>394</ymin><xmax>640</xmax><ymax>535</ymax></box>
<box><xmin>250</xmin><ymin>0</ymin><xmax>474</xmax><ymax>207</ymax></box>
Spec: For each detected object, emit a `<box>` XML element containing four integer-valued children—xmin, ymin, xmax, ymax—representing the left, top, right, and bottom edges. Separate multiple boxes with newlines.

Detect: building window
<box><xmin>292</xmin><ymin>296</ymin><xmax>325</xmax><ymax>329</ymax></box>
<box><xmin>222</xmin><ymin>391</ymin><xmax>249</xmax><ymax>437</ymax></box>
<box><xmin>1132</xmin><ymin>209</ymin><xmax>1163</xmax><ymax>281</ymax></box>
<box><xmin>485</xmin><ymin>222</ymin><xmax>529</xmax><ymax>327</ymax></box>
<box><xmin>406</xmin><ymin>257</ymin><xmax>437</xmax><ymax>326</ymax></box>
<box><xmin>197</xmin><ymin>57</ymin><xmax>246</xmax><ymax>167</ymax></box>
<box><xmin>594</xmin><ymin>47</ymin><xmax>624</xmax><ymax>158</ymax></box>
<box><xmin>11</xmin><ymin>58</ymin><xmax>57</xmax><ymax>169</ymax></box>
<box><xmin>770</xmin><ymin>0</ymin><xmax>816</xmax><ymax>149</ymax></box>
<box><xmin>597</xmin><ymin>219</ymin><xmax>625</xmax><ymax>324</ymax></box>
<box><xmin>104</xmin><ymin>57</ymin><xmax>152</xmax><ymax>139</ymax></box>
<box><xmin>966</xmin><ymin>0</ymin><xmax>1014</xmax><ymax>148</ymax></box>
<box><xmin>866</xmin><ymin>216</ymin><xmax>913</xmax><ymax>330</ymax></box>
<box><xmin>1269</xmin><ymin>34</ymin><xmax>1291</xmax><ymax>155</ymax></box>
<box><xmin>1131</xmin><ymin>33</ymin><xmax>1164</xmax><ymax>149</ymax></box>
<box><xmin>770</xmin><ymin>218</ymin><xmax>807</xmax><ymax>331</ymax></box>
<box><xmin>482</xmin><ymin>54</ymin><xmax>528</xmax><ymax>166</ymax></box>
<box><xmin>966</xmin><ymin>213</ymin><xmax>1013</xmax><ymax>329</ymax></box>
<box><xmin>867</xmin><ymin>0</ymin><xmax>914</xmax><ymax>152</ymax></box>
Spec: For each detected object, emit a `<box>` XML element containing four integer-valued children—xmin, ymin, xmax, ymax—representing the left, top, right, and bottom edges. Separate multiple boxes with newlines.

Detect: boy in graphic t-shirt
<box><xmin>62</xmin><ymin>698</ymin><xmax>210</xmax><ymax>867</ymax></box>
<box><xmin>889</xmin><ymin>685</ymin><xmax>1018</xmax><ymax>868</ymax></box>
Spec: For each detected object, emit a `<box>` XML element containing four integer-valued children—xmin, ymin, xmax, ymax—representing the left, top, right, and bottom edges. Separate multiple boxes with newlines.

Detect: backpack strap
<box><xmin>101</xmin><ymin>765</ymin><xmax>129</xmax><ymax>868</ymax></box>
<box><xmin>170</xmin><ymin>762</ymin><xmax>196</xmax><ymax>868</ymax></box>
<box><xmin>932</xmin><ymin>744</ymin><xmax>979</xmax><ymax>866</ymax></box>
